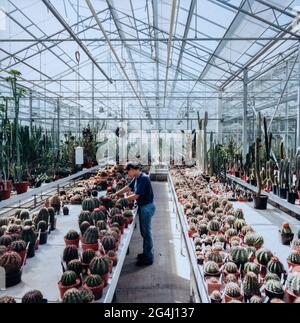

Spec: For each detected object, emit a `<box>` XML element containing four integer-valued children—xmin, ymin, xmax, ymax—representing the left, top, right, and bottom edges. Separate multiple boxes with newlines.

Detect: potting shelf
<box><xmin>0</xmin><ymin>190</ymin><xmax>137</xmax><ymax>303</ymax></box>
<box><xmin>227</xmin><ymin>174</ymin><xmax>300</xmax><ymax>219</ymax></box>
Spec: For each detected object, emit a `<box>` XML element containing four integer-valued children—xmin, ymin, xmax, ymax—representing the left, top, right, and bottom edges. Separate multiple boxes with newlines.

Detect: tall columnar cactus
<box><xmin>243</xmin><ymin>272</ymin><xmax>260</xmax><ymax>298</ymax></box>
<box><xmin>295</xmin><ymin>147</ymin><xmax>300</xmax><ymax>191</ymax></box>
<box><xmin>197</xmin><ymin>111</ymin><xmax>208</xmax><ymax>173</ymax></box>
<box><xmin>263</xmin><ymin>116</ymin><xmax>272</xmax><ymax>162</ymax></box>
<box><xmin>255</xmin><ymin>112</ymin><xmax>262</xmax><ymax>196</ymax></box>
<box><xmin>21</xmin><ymin>290</ymin><xmax>44</xmax><ymax>303</ymax></box>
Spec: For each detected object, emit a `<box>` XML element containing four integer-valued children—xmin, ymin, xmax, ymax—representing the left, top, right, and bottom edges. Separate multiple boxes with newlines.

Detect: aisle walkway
<box><xmin>115</xmin><ymin>182</ymin><xmax>190</xmax><ymax>303</ymax></box>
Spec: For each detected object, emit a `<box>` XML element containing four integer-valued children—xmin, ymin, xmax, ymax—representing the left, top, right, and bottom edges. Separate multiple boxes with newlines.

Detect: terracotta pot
<box><xmin>224</xmin><ymin>293</ymin><xmax>244</xmax><ymax>303</ymax></box>
<box><xmin>64</xmin><ymin>237</ymin><xmax>80</xmax><ymax>248</ymax></box>
<box><xmin>83</xmin><ymin>281</ymin><xmax>105</xmax><ymax>300</ymax></box>
<box><xmin>58</xmin><ymin>279</ymin><xmax>81</xmax><ymax>299</ymax></box>
<box><xmin>81</xmin><ymin>241</ymin><xmax>99</xmax><ymax>251</ymax></box>
<box><xmin>102</xmin><ymin>272</ymin><xmax>110</xmax><ymax>287</ymax></box>
<box><xmin>109</xmin><ymin>255</ymin><xmax>118</xmax><ymax>267</ymax></box>
<box><xmin>285</xmin><ymin>289</ymin><xmax>298</xmax><ymax>303</ymax></box>
<box><xmin>5</xmin><ymin>270</ymin><xmax>22</xmax><ymax>288</ymax></box>
<box><xmin>205</xmin><ymin>277</ymin><xmax>222</xmax><ymax>295</ymax></box>
<box><xmin>287</xmin><ymin>260</ymin><xmax>300</xmax><ymax>269</ymax></box>
<box><xmin>14</xmin><ymin>182</ymin><xmax>29</xmax><ymax>194</ymax></box>
<box><xmin>1</xmin><ymin>189</ymin><xmax>11</xmax><ymax>200</ymax></box>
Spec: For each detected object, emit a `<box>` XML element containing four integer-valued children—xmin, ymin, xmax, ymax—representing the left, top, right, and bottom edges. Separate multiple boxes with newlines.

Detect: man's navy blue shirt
<box><xmin>128</xmin><ymin>172</ymin><xmax>154</xmax><ymax>207</ymax></box>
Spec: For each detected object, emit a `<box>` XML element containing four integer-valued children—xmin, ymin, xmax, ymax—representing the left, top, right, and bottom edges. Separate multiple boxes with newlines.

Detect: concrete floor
<box><xmin>232</xmin><ymin>201</ymin><xmax>300</xmax><ymax>270</ymax></box>
<box><xmin>115</xmin><ymin>182</ymin><xmax>190</xmax><ymax>303</ymax></box>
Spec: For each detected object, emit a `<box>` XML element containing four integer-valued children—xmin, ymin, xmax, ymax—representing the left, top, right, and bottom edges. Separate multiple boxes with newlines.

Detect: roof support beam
<box><xmin>41</xmin><ymin>0</ymin><xmax>112</xmax><ymax>83</ymax></box>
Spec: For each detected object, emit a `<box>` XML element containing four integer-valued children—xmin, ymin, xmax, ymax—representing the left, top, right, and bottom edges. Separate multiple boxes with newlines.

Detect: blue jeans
<box><xmin>138</xmin><ymin>202</ymin><xmax>155</xmax><ymax>262</ymax></box>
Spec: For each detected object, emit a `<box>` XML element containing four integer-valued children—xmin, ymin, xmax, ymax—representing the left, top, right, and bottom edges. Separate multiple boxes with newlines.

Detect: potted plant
<box><xmin>285</xmin><ymin>272</ymin><xmax>300</xmax><ymax>303</ymax></box>
<box><xmin>63</xmin><ymin>206</ymin><xmax>69</xmax><ymax>216</ymax></box>
<box><xmin>0</xmin><ymin>251</ymin><xmax>23</xmax><ymax>287</ymax></box>
<box><xmin>224</xmin><ymin>282</ymin><xmax>243</xmax><ymax>303</ymax></box>
<box><xmin>279</xmin><ymin>222</ymin><xmax>294</xmax><ymax>245</ymax></box>
<box><xmin>10</xmin><ymin>240</ymin><xmax>27</xmax><ymax>265</ymax></box>
<box><xmin>253</xmin><ymin>113</ymin><xmax>268</xmax><ymax>209</ymax></box>
<box><xmin>81</xmin><ymin>226</ymin><xmax>99</xmax><ymax>251</ymax></box>
<box><xmin>242</xmin><ymin>272</ymin><xmax>261</xmax><ymax>301</ymax></box>
<box><xmin>49</xmin><ymin>195</ymin><xmax>61</xmax><ymax>214</ymax></box>
<box><xmin>210</xmin><ymin>290</ymin><xmax>222</xmax><ymax>303</ymax></box>
<box><xmin>64</xmin><ymin>230</ymin><xmax>80</xmax><ymax>247</ymax></box>
<box><xmin>83</xmin><ymin>274</ymin><xmax>104</xmax><ymax>300</ymax></box>
<box><xmin>21</xmin><ymin>290</ymin><xmax>47</xmax><ymax>303</ymax></box>
<box><xmin>36</xmin><ymin>221</ymin><xmax>48</xmax><ymax>245</ymax></box>
<box><xmin>81</xmin><ymin>249</ymin><xmax>96</xmax><ymax>275</ymax></box>
<box><xmin>62</xmin><ymin>245</ymin><xmax>79</xmax><ymax>265</ymax></box>
<box><xmin>264</xmin><ymin>279</ymin><xmax>284</xmax><ymax>301</ymax></box>
<box><xmin>21</xmin><ymin>225</ymin><xmax>37</xmax><ymax>258</ymax></box>
<box><xmin>62</xmin><ymin>288</ymin><xmax>83</xmax><ymax>303</ymax></box>
<box><xmin>267</xmin><ymin>256</ymin><xmax>285</xmax><ymax>277</ymax></box>
<box><xmin>57</xmin><ymin>270</ymin><xmax>81</xmax><ymax>299</ymax></box>
<box><xmin>287</xmin><ymin>251</ymin><xmax>300</xmax><ymax>269</ymax></box>
<box><xmin>89</xmin><ymin>256</ymin><xmax>110</xmax><ymax>287</ymax></box>
<box><xmin>5</xmin><ymin>70</ymin><xmax>28</xmax><ymax>194</ymax></box>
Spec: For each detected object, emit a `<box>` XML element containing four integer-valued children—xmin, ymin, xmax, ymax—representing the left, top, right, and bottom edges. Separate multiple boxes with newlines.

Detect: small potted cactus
<box><xmin>210</xmin><ymin>290</ymin><xmax>222</xmax><ymax>303</ymax></box>
<box><xmin>49</xmin><ymin>195</ymin><xmax>61</xmax><ymax>214</ymax></box>
<box><xmin>81</xmin><ymin>249</ymin><xmax>96</xmax><ymax>275</ymax></box>
<box><xmin>57</xmin><ymin>270</ymin><xmax>81</xmax><ymax>299</ymax></box>
<box><xmin>10</xmin><ymin>240</ymin><xmax>27</xmax><ymax>265</ymax></box>
<box><xmin>250</xmin><ymin>295</ymin><xmax>263</xmax><ymax>303</ymax></box>
<box><xmin>0</xmin><ymin>251</ymin><xmax>23</xmax><ymax>287</ymax></box>
<box><xmin>224</xmin><ymin>282</ymin><xmax>244</xmax><ymax>303</ymax></box>
<box><xmin>287</xmin><ymin>250</ymin><xmax>300</xmax><ymax>269</ymax></box>
<box><xmin>279</xmin><ymin>222</ymin><xmax>294</xmax><ymax>245</ymax></box>
<box><xmin>203</xmin><ymin>261</ymin><xmax>221</xmax><ymax>278</ymax></box>
<box><xmin>89</xmin><ymin>256</ymin><xmax>110</xmax><ymax>287</ymax></box>
<box><xmin>63</xmin><ymin>206</ymin><xmax>69</xmax><ymax>216</ymax></box>
<box><xmin>242</xmin><ymin>272</ymin><xmax>261</xmax><ymax>301</ymax></box>
<box><xmin>267</xmin><ymin>256</ymin><xmax>285</xmax><ymax>277</ymax></box>
<box><xmin>81</xmin><ymin>226</ymin><xmax>99</xmax><ymax>251</ymax></box>
<box><xmin>79</xmin><ymin>287</ymin><xmax>94</xmax><ymax>303</ymax></box>
<box><xmin>224</xmin><ymin>262</ymin><xmax>240</xmax><ymax>279</ymax></box>
<box><xmin>64</xmin><ymin>230</ymin><xmax>80</xmax><ymax>247</ymax></box>
<box><xmin>62</xmin><ymin>288</ymin><xmax>83</xmax><ymax>303</ymax></box>
<box><xmin>264</xmin><ymin>279</ymin><xmax>284</xmax><ymax>301</ymax></box>
<box><xmin>21</xmin><ymin>225</ymin><xmax>37</xmax><ymax>258</ymax></box>
<box><xmin>22</xmin><ymin>290</ymin><xmax>47</xmax><ymax>303</ymax></box>
<box><xmin>36</xmin><ymin>220</ymin><xmax>48</xmax><ymax>245</ymax></box>
<box><xmin>107</xmin><ymin>250</ymin><xmax>118</xmax><ymax>266</ymax></box>
<box><xmin>83</xmin><ymin>274</ymin><xmax>104</xmax><ymax>300</ymax></box>
<box><xmin>62</xmin><ymin>245</ymin><xmax>79</xmax><ymax>264</ymax></box>
<box><xmin>286</xmin><ymin>272</ymin><xmax>300</xmax><ymax>303</ymax></box>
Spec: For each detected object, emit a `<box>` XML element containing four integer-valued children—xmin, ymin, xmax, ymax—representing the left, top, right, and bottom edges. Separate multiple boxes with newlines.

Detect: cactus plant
<box><xmin>60</xmin><ymin>270</ymin><xmax>77</xmax><ymax>286</ymax></box>
<box><xmin>89</xmin><ymin>256</ymin><xmax>109</xmax><ymax>276</ymax></box>
<box><xmin>111</xmin><ymin>214</ymin><xmax>126</xmax><ymax>227</ymax></box>
<box><xmin>207</xmin><ymin>220</ymin><xmax>220</xmax><ymax>232</ymax></box>
<box><xmin>210</xmin><ymin>290</ymin><xmax>222</xmax><ymax>303</ymax></box>
<box><xmin>234</xmin><ymin>209</ymin><xmax>244</xmax><ymax>219</ymax></box>
<box><xmin>243</xmin><ymin>272</ymin><xmax>260</xmax><ymax>298</ymax></box>
<box><xmin>19</xmin><ymin>209</ymin><xmax>30</xmax><ymax>221</ymax></box>
<box><xmin>78</xmin><ymin>211</ymin><xmax>91</xmax><ymax>225</ymax></box>
<box><xmin>267</xmin><ymin>256</ymin><xmax>285</xmax><ymax>276</ymax></box>
<box><xmin>67</xmin><ymin>259</ymin><xmax>82</xmax><ymax>276</ymax></box>
<box><xmin>81</xmin><ymin>249</ymin><xmax>96</xmax><ymax>265</ymax></box>
<box><xmin>63</xmin><ymin>206</ymin><xmax>69</xmax><ymax>216</ymax></box>
<box><xmin>250</xmin><ymin>295</ymin><xmax>263</xmax><ymax>303</ymax></box>
<box><xmin>85</xmin><ymin>274</ymin><xmax>102</xmax><ymax>287</ymax></box>
<box><xmin>37</xmin><ymin>220</ymin><xmax>48</xmax><ymax>232</ymax></box>
<box><xmin>82</xmin><ymin>226</ymin><xmax>99</xmax><ymax>245</ymax></box>
<box><xmin>287</xmin><ymin>272</ymin><xmax>300</xmax><ymax>296</ymax></box>
<box><xmin>49</xmin><ymin>195</ymin><xmax>61</xmax><ymax>214</ymax></box>
<box><xmin>82</xmin><ymin>198</ymin><xmax>95</xmax><ymax>212</ymax></box>
<box><xmin>288</xmin><ymin>251</ymin><xmax>300</xmax><ymax>265</ymax></box>
<box><xmin>91</xmin><ymin>209</ymin><xmax>107</xmax><ymax>223</ymax></box>
<box><xmin>225</xmin><ymin>273</ymin><xmax>238</xmax><ymax>284</ymax></box>
<box><xmin>234</xmin><ymin>219</ymin><xmax>246</xmax><ymax>232</ymax></box>
<box><xmin>63</xmin><ymin>245</ymin><xmax>79</xmax><ymax>264</ymax></box>
<box><xmin>0</xmin><ymin>251</ymin><xmax>22</xmax><ymax>274</ymax></box>
<box><xmin>21</xmin><ymin>225</ymin><xmax>37</xmax><ymax>257</ymax></box>
<box><xmin>203</xmin><ymin>261</ymin><xmax>220</xmax><ymax>275</ymax></box>
<box><xmin>255</xmin><ymin>248</ymin><xmax>273</xmax><ymax>266</ymax></box>
<box><xmin>79</xmin><ymin>287</ymin><xmax>94</xmax><ymax>303</ymax></box>
<box><xmin>62</xmin><ymin>288</ymin><xmax>83</xmax><ymax>303</ymax></box>
<box><xmin>80</xmin><ymin>221</ymin><xmax>91</xmax><ymax>235</ymax></box>
<box><xmin>22</xmin><ymin>290</ymin><xmax>45</xmax><ymax>303</ymax></box>
<box><xmin>207</xmin><ymin>250</ymin><xmax>223</xmax><ymax>264</ymax></box>
<box><xmin>265</xmin><ymin>279</ymin><xmax>284</xmax><ymax>295</ymax></box>
<box><xmin>230</xmin><ymin>246</ymin><xmax>249</xmax><ymax>266</ymax></box>
<box><xmin>0</xmin><ymin>235</ymin><xmax>13</xmax><ymax>247</ymax></box>
<box><xmin>92</xmin><ymin>197</ymin><xmax>100</xmax><ymax>209</ymax></box>
<box><xmin>96</xmin><ymin>220</ymin><xmax>107</xmax><ymax>231</ymax></box>
<box><xmin>0</xmin><ymin>296</ymin><xmax>16</xmax><ymax>303</ymax></box>
<box><xmin>101</xmin><ymin>235</ymin><xmax>116</xmax><ymax>253</ymax></box>
<box><xmin>10</xmin><ymin>240</ymin><xmax>26</xmax><ymax>252</ymax></box>
<box><xmin>225</xmin><ymin>282</ymin><xmax>242</xmax><ymax>298</ymax></box>
<box><xmin>265</xmin><ymin>272</ymin><xmax>281</xmax><ymax>282</ymax></box>
<box><xmin>34</xmin><ymin>207</ymin><xmax>49</xmax><ymax>225</ymax></box>
<box><xmin>224</xmin><ymin>262</ymin><xmax>238</xmax><ymax>274</ymax></box>
<box><xmin>65</xmin><ymin>230</ymin><xmax>79</xmax><ymax>241</ymax></box>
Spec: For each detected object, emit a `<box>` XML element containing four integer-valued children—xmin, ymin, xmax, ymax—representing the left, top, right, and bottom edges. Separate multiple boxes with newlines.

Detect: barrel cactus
<box><xmin>230</xmin><ymin>246</ymin><xmax>249</xmax><ymax>266</ymax></box>
<box><xmin>292</xmin><ymin>239</ymin><xmax>300</xmax><ymax>250</ymax></box>
<box><xmin>82</xmin><ymin>198</ymin><xmax>95</xmax><ymax>212</ymax></box>
<box><xmin>234</xmin><ymin>219</ymin><xmax>246</xmax><ymax>232</ymax></box>
<box><xmin>203</xmin><ymin>261</ymin><xmax>220</xmax><ymax>275</ymax></box>
<box><xmin>78</xmin><ymin>211</ymin><xmax>91</xmax><ymax>226</ymax></box>
<box><xmin>234</xmin><ymin>209</ymin><xmax>244</xmax><ymax>219</ymax></box>
<box><xmin>265</xmin><ymin>279</ymin><xmax>284</xmax><ymax>295</ymax></box>
<box><xmin>0</xmin><ymin>296</ymin><xmax>16</xmax><ymax>303</ymax></box>
<box><xmin>96</xmin><ymin>220</ymin><xmax>107</xmax><ymax>231</ymax></box>
<box><xmin>267</xmin><ymin>256</ymin><xmax>285</xmax><ymax>276</ymax></box>
<box><xmin>82</xmin><ymin>226</ymin><xmax>99</xmax><ymax>244</ymax></box>
<box><xmin>116</xmin><ymin>198</ymin><xmax>128</xmax><ymax>209</ymax></box>
<box><xmin>35</xmin><ymin>207</ymin><xmax>49</xmax><ymax>225</ymax></box>
<box><xmin>85</xmin><ymin>274</ymin><xmax>102</xmax><ymax>287</ymax></box>
<box><xmin>0</xmin><ymin>246</ymin><xmax>7</xmax><ymax>256</ymax></box>
<box><xmin>111</xmin><ymin>214</ymin><xmax>126</xmax><ymax>227</ymax></box>
<box><xmin>65</xmin><ymin>230</ymin><xmax>79</xmax><ymax>241</ymax></box>
<box><xmin>81</xmin><ymin>249</ymin><xmax>96</xmax><ymax>265</ymax></box>
<box><xmin>37</xmin><ymin>220</ymin><xmax>48</xmax><ymax>232</ymax></box>
<box><xmin>101</xmin><ymin>235</ymin><xmax>116</xmax><ymax>253</ymax></box>
<box><xmin>224</xmin><ymin>262</ymin><xmax>238</xmax><ymax>274</ymax></box>
<box><xmin>91</xmin><ymin>209</ymin><xmax>107</xmax><ymax>223</ymax></box>
<box><xmin>0</xmin><ymin>235</ymin><xmax>13</xmax><ymax>247</ymax></box>
<box><xmin>89</xmin><ymin>256</ymin><xmax>109</xmax><ymax>276</ymax></box>
<box><xmin>22</xmin><ymin>290</ymin><xmax>44</xmax><ymax>303</ymax></box>
<box><xmin>62</xmin><ymin>288</ymin><xmax>83</xmax><ymax>303</ymax></box>
<box><xmin>198</xmin><ymin>224</ymin><xmax>208</xmax><ymax>235</ymax></box>
<box><xmin>92</xmin><ymin>197</ymin><xmax>100</xmax><ymax>209</ymax></box>
<box><xmin>63</xmin><ymin>245</ymin><xmax>79</xmax><ymax>264</ymax></box>
<box><xmin>19</xmin><ymin>209</ymin><xmax>30</xmax><ymax>221</ymax></box>
<box><xmin>207</xmin><ymin>220</ymin><xmax>220</xmax><ymax>232</ymax></box>
<box><xmin>241</xmin><ymin>225</ymin><xmax>254</xmax><ymax>236</ymax></box>
<box><xmin>288</xmin><ymin>251</ymin><xmax>300</xmax><ymax>265</ymax></box>
<box><xmin>255</xmin><ymin>248</ymin><xmax>273</xmax><ymax>266</ymax></box>
<box><xmin>10</xmin><ymin>240</ymin><xmax>26</xmax><ymax>252</ymax></box>
<box><xmin>265</xmin><ymin>272</ymin><xmax>281</xmax><ymax>282</ymax></box>
<box><xmin>225</xmin><ymin>273</ymin><xmax>238</xmax><ymax>284</ymax></box>
<box><xmin>21</xmin><ymin>226</ymin><xmax>37</xmax><ymax>245</ymax></box>
<box><xmin>210</xmin><ymin>290</ymin><xmax>222</xmax><ymax>303</ymax></box>
<box><xmin>207</xmin><ymin>250</ymin><xmax>223</xmax><ymax>264</ymax></box>
<box><xmin>287</xmin><ymin>272</ymin><xmax>300</xmax><ymax>296</ymax></box>
<box><xmin>63</xmin><ymin>206</ymin><xmax>69</xmax><ymax>216</ymax></box>
<box><xmin>225</xmin><ymin>228</ymin><xmax>237</xmax><ymax>240</ymax></box>
<box><xmin>60</xmin><ymin>270</ymin><xmax>77</xmax><ymax>286</ymax></box>
<box><xmin>225</xmin><ymin>282</ymin><xmax>242</xmax><ymax>298</ymax></box>
<box><xmin>250</xmin><ymin>295</ymin><xmax>263</xmax><ymax>303</ymax></box>
<box><xmin>0</xmin><ymin>251</ymin><xmax>22</xmax><ymax>274</ymax></box>
<box><xmin>67</xmin><ymin>259</ymin><xmax>82</xmax><ymax>276</ymax></box>
<box><xmin>80</xmin><ymin>221</ymin><xmax>91</xmax><ymax>235</ymax></box>
<box><xmin>243</xmin><ymin>272</ymin><xmax>260</xmax><ymax>298</ymax></box>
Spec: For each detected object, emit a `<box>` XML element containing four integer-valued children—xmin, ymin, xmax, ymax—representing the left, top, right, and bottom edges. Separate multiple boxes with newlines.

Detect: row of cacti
<box><xmin>171</xmin><ymin>167</ymin><xmax>300</xmax><ymax>302</ymax></box>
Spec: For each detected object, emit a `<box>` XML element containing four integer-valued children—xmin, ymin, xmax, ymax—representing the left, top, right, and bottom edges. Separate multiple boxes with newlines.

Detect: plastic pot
<box><xmin>27</xmin><ymin>243</ymin><xmax>35</xmax><ymax>258</ymax></box>
<box><xmin>272</xmin><ymin>185</ymin><xmax>278</xmax><ymax>195</ymax></box>
<box><xmin>58</xmin><ymin>279</ymin><xmax>81</xmax><ymax>299</ymax></box>
<box><xmin>279</xmin><ymin>188</ymin><xmax>287</xmax><ymax>199</ymax></box>
<box><xmin>287</xmin><ymin>192</ymin><xmax>297</xmax><ymax>204</ymax></box>
<box><xmin>64</xmin><ymin>237</ymin><xmax>80</xmax><ymax>248</ymax></box>
<box><xmin>39</xmin><ymin>231</ymin><xmax>48</xmax><ymax>245</ymax></box>
<box><xmin>83</xmin><ymin>282</ymin><xmax>104</xmax><ymax>300</ymax></box>
<box><xmin>281</xmin><ymin>232</ymin><xmax>294</xmax><ymax>245</ymax></box>
<box><xmin>13</xmin><ymin>182</ymin><xmax>29</xmax><ymax>194</ymax></box>
<box><xmin>1</xmin><ymin>189</ymin><xmax>11</xmax><ymax>200</ymax></box>
<box><xmin>5</xmin><ymin>270</ymin><xmax>22</xmax><ymax>288</ymax></box>
<box><xmin>253</xmin><ymin>195</ymin><xmax>268</xmax><ymax>210</ymax></box>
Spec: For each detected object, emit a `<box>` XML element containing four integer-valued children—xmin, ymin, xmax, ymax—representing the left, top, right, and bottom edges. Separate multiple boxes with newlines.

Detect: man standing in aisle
<box><xmin>112</xmin><ymin>162</ymin><xmax>155</xmax><ymax>266</ymax></box>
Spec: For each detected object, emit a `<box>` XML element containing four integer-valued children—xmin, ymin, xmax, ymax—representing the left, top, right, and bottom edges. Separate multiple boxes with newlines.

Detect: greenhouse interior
<box><xmin>1</xmin><ymin>0</ymin><xmax>300</xmax><ymax>305</ymax></box>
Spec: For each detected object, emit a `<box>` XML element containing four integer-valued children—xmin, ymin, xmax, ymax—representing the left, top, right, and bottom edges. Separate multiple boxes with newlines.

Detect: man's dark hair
<box><xmin>125</xmin><ymin>162</ymin><xmax>141</xmax><ymax>171</ymax></box>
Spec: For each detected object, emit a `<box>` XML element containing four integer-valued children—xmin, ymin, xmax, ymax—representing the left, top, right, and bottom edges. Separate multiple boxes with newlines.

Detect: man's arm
<box><xmin>126</xmin><ymin>193</ymin><xmax>139</xmax><ymax>201</ymax></box>
<box><xmin>114</xmin><ymin>185</ymin><xmax>131</xmax><ymax>197</ymax></box>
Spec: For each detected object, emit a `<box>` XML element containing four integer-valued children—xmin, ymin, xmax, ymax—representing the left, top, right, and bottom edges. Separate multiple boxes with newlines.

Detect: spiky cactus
<box><xmin>82</xmin><ymin>198</ymin><xmax>95</xmax><ymax>212</ymax></box>
<box><xmin>243</xmin><ymin>272</ymin><xmax>260</xmax><ymax>298</ymax></box>
<box><xmin>234</xmin><ymin>219</ymin><xmax>246</xmax><ymax>232</ymax></box>
<box><xmin>287</xmin><ymin>272</ymin><xmax>300</xmax><ymax>296</ymax></box>
<box><xmin>207</xmin><ymin>250</ymin><xmax>223</xmax><ymax>264</ymax></box>
<box><xmin>80</xmin><ymin>221</ymin><xmax>91</xmax><ymax>235</ymax></box>
<box><xmin>265</xmin><ymin>280</ymin><xmax>284</xmax><ymax>294</ymax></box>
<box><xmin>288</xmin><ymin>251</ymin><xmax>300</xmax><ymax>265</ymax></box>
<box><xmin>230</xmin><ymin>246</ymin><xmax>249</xmax><ymax>266</ymax></box>
<box><xmin>225</xmin><ymin>282</ymin><xmax>241</xmax><ymax>298</ymax></box>
<box><xmin>65</xmin><ymin>230</ymin><xmax>79</xmax><ymax>241</ymax></box>
<box><xmin>0</xmin><ymin>296</ymin><xmax>16</xmax><ymax>303</ymax></box>
<box><xmin>63</xmin><ymin>245</ymin><xmax>79</xmax><ymax>264</ymax></box>
<box><xmin>225</xmin><ymin>274</ymin><xmax>238</xmax><ymax>284</ymax></box>
<box><xmin>89</xmin><ymin>256</ymin><xmax>109</xmax><ymax>276</ymax></box>
<box><xmin>0</xmin><ymin>251</ymin><xmax>22</xmax><ymax>274</ymax></box>
<box><xmin>37</xmin><ymin>220</ymin><xmax>47</xmax><ymax>232</ymax></box>
<box><xmin>234</xmin><ymin>209</ymin><xmax>244</xmax><ymax>219</ymax></box>
<box><xmin>49</xmin><ymin>195</ymin><xmax>61</xmax><ymax>214</ymax></box>
<box><xmin>62</xmin><ymin>288</ymin><xmax>83</xmax><ymax>303</ymax></box>
<box><xmin>67</xmin><ymin>259</ymin><xmax>82</xmax><ymax>276</ymax></box>
<box><xmin>82</xmin><ymin>226</ymin><xmax>99</xmax><ymax>245</ymax></box>
<box><xmin>10</xmin><ymin>240</ymin><xmax>26</xmax><ymax>252</ymax></box>
<box><xmin>0</xmin><ymin>235</ymin><xmax>13</xmax><ymax>247</ymax></box>
<box><xmin>19</xmin><ymin>209</ymin><xmax>30</xmax><ymax>221</ymax></box>
<box><xmin>60</xmin><ymin>270</ymin><xmax>77</xmax><ymax>286</ymax></box>
<box><xmin>81</xmin><ymin>249</ymin><xmax>96</xmax><ymax>265</ymax></box>
<box><xmin>207</xmin><ymin>220</ymin><xmax>220</xmax><ymax>232</ymax></box>
<box><xmin>265</xmin><ymin>272</ymin><xmax>281</xmax><ymax>282</ymax></box>
<box><xmin>255</xmin><ymin>248</ymin><xmax>273</xmax><ymax>266</ymax></box>
<box><xmin>21</xmin><ymin>226</ymin><xmax>37</xmax><ymax>245</ymax></box>
<box><xmin>203</xmin><ymin>261</ymin><xmax>220</xmax><ymax>275</ymax></box>
<box><xmin>111</xmin><ymin>214</ymin><xmax>126</xmax><ymax>227</ymax></box>
<box><xmin>101</xmin><ymin>235</ymin><xmax>116</xmax><ymax>253</ymax></box>
<box><xmin>267</xmin><ymin>256</ymin><xmax>285</xmax><ymax>276</ymax></box>
<box><xmin>250</xmin><ymin>295</ymin><xmax>263</xmax><ymax>303</ymax></box>
<box><xmin>21</xmin><ymin>290</ymin><xmax>44</xmax><ymax>303</ymax></box>
<box><xmin>85</xmin><ymin>274</ymin><xmax>102</xmax><ymax>287</ymax></box>
<box><xmin>63</xmin><ymin>206</ymin><xmax>69</xmax><ymax>215</ymax></box>
<box><xmin>224</xmin><ymin>262</ymin><xmax>238</xmax><ymax>274</ymax></box>
<box><xmin>78</xmin><ymin>211</ymin><xmax>91</xmax><ymax>226</ymax></box>
<box><xmin>91</xmin><ymin>209</ymin><xmax>107</xmax><ymax>223</ymax></box>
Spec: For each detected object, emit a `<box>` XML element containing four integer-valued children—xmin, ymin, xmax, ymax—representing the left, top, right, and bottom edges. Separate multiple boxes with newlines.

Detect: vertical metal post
<box><xmin>217</xmin><ymin>90</ymin><xmax>223</xmax><ymax>144</ymax></box>
<box><xmin>243</xmin><ymin>69</ymin><xmax>248</xmax><ymax>158</ymax></box>
<box><xmin>297</xmin><ymin>42</ymin><xmax>300</xmax><ymax>149</ymax></box>
<box><xmin>29</xmin><ymin>90</ymin><xmax>33</xmax><ymax>135</ymax></box>
<box><xmin>286</xmin><ymin>61</ymin><xmax>289</xmax><ymax>151</ymax></box>
<box><xmin>92</xmin><ymin>63</ymin><xmax>95</xmax><ymax>129</ymax></box>
<box><xmin>57</xmin><ymin>98</ymin><xmax>60</xmax><ymax>150</ymax></box>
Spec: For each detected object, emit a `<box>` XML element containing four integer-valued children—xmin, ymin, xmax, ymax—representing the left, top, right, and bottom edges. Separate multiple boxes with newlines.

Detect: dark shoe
<box><xmin>137</xmin><ymin>253</ymin><xmax>145</xmax><ymax>260</ymax></box>
<box><xmin>135</xmin><ymin>259</ymin><xmax>153</xmax><ymax>267</ymax></box>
